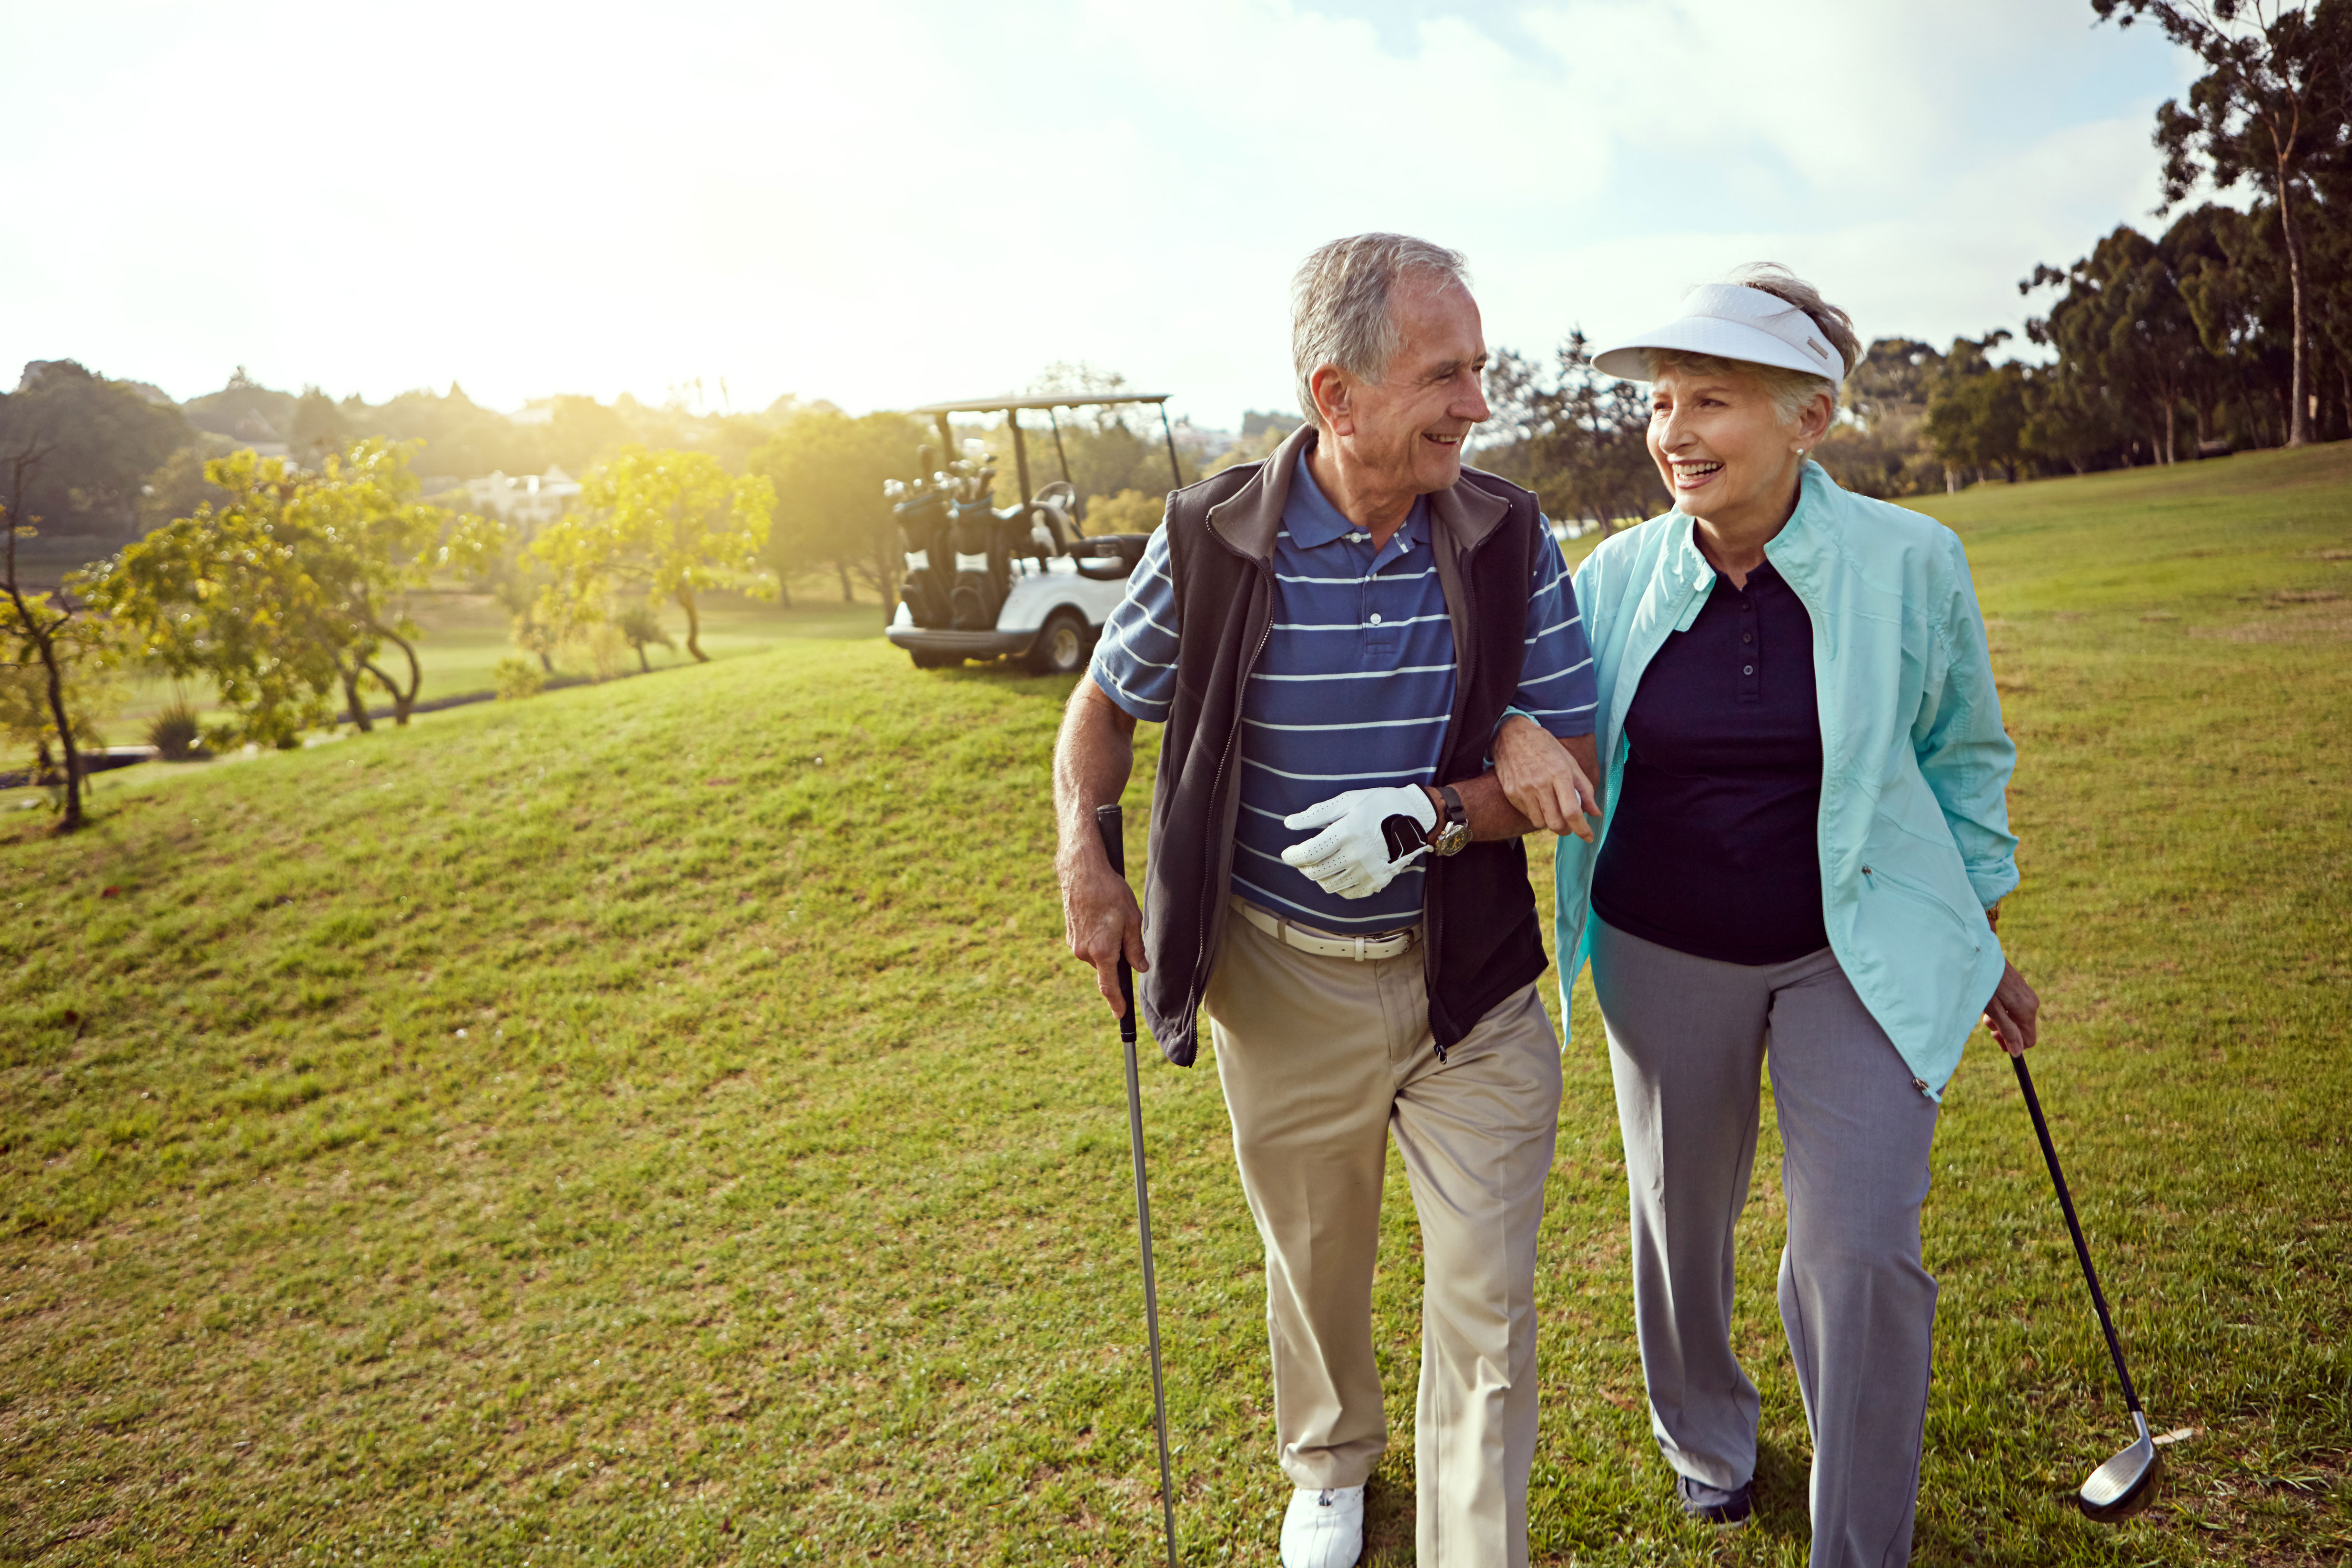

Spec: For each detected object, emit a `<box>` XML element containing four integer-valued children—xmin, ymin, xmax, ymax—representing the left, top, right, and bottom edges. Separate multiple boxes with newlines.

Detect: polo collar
<box><xmin>1286</xmin><ymin>452</ymin><xmax>1430</xmax><ymax>550</ymax></box>
<box><xmin>1208</xmin><ymin>422</ymin><xmax>1506</xmax><ymax>562</ymax></box>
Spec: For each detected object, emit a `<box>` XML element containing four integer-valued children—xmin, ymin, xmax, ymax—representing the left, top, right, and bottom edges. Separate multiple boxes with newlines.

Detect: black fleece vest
<box><xmin>1136</xmin><ymin>434</ymin><xmax>1551</xmax><ymax>1065</ymax></box>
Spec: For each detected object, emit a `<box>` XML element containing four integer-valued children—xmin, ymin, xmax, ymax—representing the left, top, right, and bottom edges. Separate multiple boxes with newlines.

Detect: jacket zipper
<box><xmin>1423</xmin><ymin>524</ymin><xmax>1498</xmax><ymax>1064</ymax></box>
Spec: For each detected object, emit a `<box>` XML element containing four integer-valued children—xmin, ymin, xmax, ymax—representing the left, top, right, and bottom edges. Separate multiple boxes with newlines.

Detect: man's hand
<box><xmin>1280</xmin><ymin>784</ymin><xmax>1435</xmax><ymax>900</ymax></box>
<box><xmin>1983</xmin><ymin>959</ymin><xmax>2039</xmax><ymax>1056</ymax></box>
<box><xmin>1062</xmin><ymin>852</ymin><xmax>1146</xmax><ymax>1018</ymax></box>
<box><xmin>1493</xmin><ymin>715</ymin><xmax>1599</xmax><ymax>842</ymax></box>
<box><xmin>1054</xmin><ymin>679</ymin><xmax>1147</xmax><ymax>1018</ymax></box>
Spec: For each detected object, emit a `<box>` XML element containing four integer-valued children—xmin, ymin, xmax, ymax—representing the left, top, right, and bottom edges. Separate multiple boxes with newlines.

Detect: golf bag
<box><xmin>893</xmin><ymin>483</ymin><xmax>955</xmax><ymax>629</ymax></box>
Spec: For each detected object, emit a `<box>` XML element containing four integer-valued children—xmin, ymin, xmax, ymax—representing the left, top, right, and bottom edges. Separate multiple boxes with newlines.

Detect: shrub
<box><xmin>145</xmin><ymin>703</ymin><xmax>203</xmax><ymax>762</ymax></box>
<box><xmin>1080</xmin><ymin>488</ymin><xmax>1165</xmax><ymax>535</ymax></box>
<box><xmin>494</xmin><ymin>656</ymin><xmax>546</xmax><ymax>701</ymax></box>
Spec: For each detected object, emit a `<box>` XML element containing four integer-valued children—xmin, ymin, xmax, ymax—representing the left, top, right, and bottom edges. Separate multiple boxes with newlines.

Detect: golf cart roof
<box><xmin>910</xmin><ymin>392</ymin><xmax>1173</xmax><ymax>415</ymax></box>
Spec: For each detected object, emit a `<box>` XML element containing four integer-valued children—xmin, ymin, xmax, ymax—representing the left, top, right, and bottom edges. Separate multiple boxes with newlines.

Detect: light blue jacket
<box><xmin>1554</xmin><ymin>461</ymin><xmax>2018</xmax><ymax>1098</ymax></box>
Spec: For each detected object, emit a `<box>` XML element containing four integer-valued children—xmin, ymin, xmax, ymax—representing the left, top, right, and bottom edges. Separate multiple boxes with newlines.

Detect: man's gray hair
<box><xmin>1292</xmin><ymin>233</ymin><xmax>1472</xmax><ymax>429</ymax></box>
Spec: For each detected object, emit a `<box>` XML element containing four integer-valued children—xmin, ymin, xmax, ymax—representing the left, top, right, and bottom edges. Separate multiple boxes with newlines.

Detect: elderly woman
<box><xmin>1495</xmin><ymin>266</ymin><xmax>2040</xmax><ymax>1566</ymax></box>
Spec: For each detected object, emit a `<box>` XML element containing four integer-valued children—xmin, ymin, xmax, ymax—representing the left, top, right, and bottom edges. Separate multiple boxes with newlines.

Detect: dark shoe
<box><xmin>1677</xmin><ymin>1475</ymin><xmax>1753</xmax><ymax>1525</ymax></box>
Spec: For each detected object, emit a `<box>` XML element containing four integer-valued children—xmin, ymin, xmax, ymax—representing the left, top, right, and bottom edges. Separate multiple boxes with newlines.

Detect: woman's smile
<box><xmin>1668</xmin><ymin>456</ymin><xmax>1724</xmax><ymax>492</ymax></box>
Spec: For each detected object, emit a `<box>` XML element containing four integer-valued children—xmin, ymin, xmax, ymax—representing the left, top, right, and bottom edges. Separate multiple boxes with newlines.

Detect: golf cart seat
<box><xmin>1069</xmin><ymin>533</ymin><xmax>1151</xmax><ymax>579</ymax></box>
<box><xmin>1029</xmin><ymin>481</ymin><xmax>1080</xmax><ymax>554</ymax></box>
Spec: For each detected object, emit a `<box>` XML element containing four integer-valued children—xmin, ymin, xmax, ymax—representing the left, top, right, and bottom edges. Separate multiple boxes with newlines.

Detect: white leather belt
<box><xmin>1230</xmin><ymin>896</ymin><xmax>1417</xmax><ymax>962</ymax></box>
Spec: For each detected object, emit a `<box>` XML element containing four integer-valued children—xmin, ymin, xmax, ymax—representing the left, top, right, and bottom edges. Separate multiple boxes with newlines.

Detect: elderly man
<box><xmin>1053</xmin><ymin>233</ymin><xmax>1600</xmax><ymax>1568</ymax></box>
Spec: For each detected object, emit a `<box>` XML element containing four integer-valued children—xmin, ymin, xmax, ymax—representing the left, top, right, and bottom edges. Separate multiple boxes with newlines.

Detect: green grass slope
<box><xmin>3</xmin><ymin>446</ymin><xmax>2348</xmax><ymax>1565</ymax></box>
<box><xmin>107</xmin><ymin>593</ymin><xmax>885</xmax><ymax>730</ymax></box>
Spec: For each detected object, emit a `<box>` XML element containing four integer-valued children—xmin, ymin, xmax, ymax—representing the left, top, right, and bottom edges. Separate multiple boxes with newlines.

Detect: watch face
<box><xmin>1434</xmin><ymin>821</ymin><xmax>1470</xmax><ymax>856</ymax></box>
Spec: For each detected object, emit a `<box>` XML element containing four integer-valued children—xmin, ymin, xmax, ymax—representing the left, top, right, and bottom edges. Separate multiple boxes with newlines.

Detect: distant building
<box><xmin>466</xmin><ymin>466</ymin><xmax>581</xmax><ymax>525</ymax></box>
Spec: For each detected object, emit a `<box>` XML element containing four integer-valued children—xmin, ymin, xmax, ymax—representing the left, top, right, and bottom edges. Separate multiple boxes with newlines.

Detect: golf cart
<box><xmin>885</xmin><ymin>392</ymin><xmax>1183</xmax><ymax>674</ymax></box>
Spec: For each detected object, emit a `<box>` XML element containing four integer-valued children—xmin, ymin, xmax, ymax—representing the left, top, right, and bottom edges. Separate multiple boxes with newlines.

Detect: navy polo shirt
<box><xmin>1591</xmin><ymin>558</ymin><xmax>1829</xmax><ymax>965</ymax></box>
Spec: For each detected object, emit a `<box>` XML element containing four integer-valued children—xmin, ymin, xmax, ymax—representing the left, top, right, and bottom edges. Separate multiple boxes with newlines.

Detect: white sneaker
<box><xmin>1280</xmin><ymin>1484</ymin><xmax>1365</xmax><ymax>1568</ymax></box>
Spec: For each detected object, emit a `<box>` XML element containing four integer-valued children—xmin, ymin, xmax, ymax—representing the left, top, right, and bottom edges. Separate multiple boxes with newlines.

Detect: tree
<box><xmin>533</xmin><ymin>447</ymin><xmax>776</xmax><ymax>662</ymax></box>
<box><xmin>750</xmin><ymin>411</ymin><xmax>928</xmax><ymax>610</ymax></box>
<box><xmin>181</xmin><ymin>366</ymin><xmax>296</xmax><ymax>447</ymax></box>
<box><xmin>84</xmin><ymin>442</ymin><xmax>463</xmax><ymax>744</ymax></box>
<box><xmin>1528</xmin><ymin>333</ymin><xmax>1662</xmax><ymax>535</ymax></box>
<box><xmin>0</xmin><ymin>442</ymin><xmax>124</xmax><ymax>831</ymax></box>
<box><xmin>452</xmin><ymin>512</ymin><xmax>563</xmax><ymax>672</ymax></box>
<box><xmin>137</xmin><ymin>443</ymin><xmax>231</xmax><ymax>533</ymax></box>
<box><xmin>2096</xmin><ymin>0</ymin><xmax>2352</xmax><ymax>445</ymax></box>
<box><xmin>1925</xmin><ymin>335</ymin><xmax>2032</xmax><ymax>484</ymax></box>
<box><xmin>2025</xmin><ymin>226</ymin><xmax>2209</xmax><ymax>463</ymax></box>
<box><xmin>288</xmin><ymin>386</ymin><xmax>351</xmax><ymax>468</ymax></box>
<box><xmin>616</xmin><ymin>603</ymin><xmax>674</xmax><ymax>672</ymax></box>
<box><xmin>0</xmin><ymin>362</ymin><xmax>192</xmax><ymax>539</ymax></box>
<box><xmin>289</xmin><ymin>441</ymin><xmax>460</xmax><ymax>726</ymax></box>
<box><xmin>1814</xmin><ymin>339</ymin><xmax>1949</xmax><ymax>498</ymax></box>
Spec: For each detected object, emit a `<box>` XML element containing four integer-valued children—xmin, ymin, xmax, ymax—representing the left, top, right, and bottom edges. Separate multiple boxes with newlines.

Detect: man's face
<box><xmin>1327</xmin><ymin>278</ymin><xmax>1490</xmax><ymax>494</ymax></box>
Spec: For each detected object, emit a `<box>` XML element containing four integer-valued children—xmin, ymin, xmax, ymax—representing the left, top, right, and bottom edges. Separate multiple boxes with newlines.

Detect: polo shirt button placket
<box><xmin>1739</xmin><ymin>595</ymin><xmax>1759</xmax><ymax>694</ymax></box>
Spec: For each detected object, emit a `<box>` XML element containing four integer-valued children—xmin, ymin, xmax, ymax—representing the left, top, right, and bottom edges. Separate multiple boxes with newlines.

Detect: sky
<box><xmin>0</xmin><ymin>0</ymin><xmax>2195</xmax><ymax>432</ymax></box>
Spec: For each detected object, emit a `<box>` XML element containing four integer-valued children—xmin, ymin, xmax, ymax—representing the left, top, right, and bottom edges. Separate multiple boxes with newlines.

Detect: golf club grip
<box><xmin>2011</xmin><ymin>1052</ymin><xmax>2143</xmax><ymax>1413</ymax></box>
<box><xmin>1093</xmin><ymin>804</ymin><xmax>1137</xmax><ymax>1039</ymax></box>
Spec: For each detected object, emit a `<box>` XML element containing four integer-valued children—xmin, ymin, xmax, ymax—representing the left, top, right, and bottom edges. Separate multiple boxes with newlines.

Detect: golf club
<box><xmin>2010</xmin><ymin>1049</ymin><xmax>2161</xmax><ymax>1522</ymax></box>
<box><xmin>1096</xmin><ymin>803</ymin><xmax>1179</xmax><ymax>1568</ymax></box>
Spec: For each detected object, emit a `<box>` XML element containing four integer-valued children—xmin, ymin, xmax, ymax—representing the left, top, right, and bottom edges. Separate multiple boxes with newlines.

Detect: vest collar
<box><xmin>1207</xmin><ymin>422</ymin><xmax>1510</xmax><ymax>562</ymax></box>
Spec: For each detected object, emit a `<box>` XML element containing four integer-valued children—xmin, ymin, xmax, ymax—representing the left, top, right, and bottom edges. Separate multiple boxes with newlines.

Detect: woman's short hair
<box><xmin>1649</xmin><ymin>263</ymin><xmax>1860</xmax><ymax>425</ymax></box>
<box><xmin>1292</xmin><ymin>234</ymin><xmax>1472</xmax><ymax>429</ymax></box>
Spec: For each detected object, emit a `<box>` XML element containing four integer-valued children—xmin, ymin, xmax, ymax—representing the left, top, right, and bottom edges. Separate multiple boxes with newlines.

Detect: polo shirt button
<box><xmin>1369</xmin><ymin>613</ymin><xmax>1383</xmax><ymax>625</ymax></box>
<box><xmin>1743</xmin><ymin>664</ymin><xmax>1754</xmax><ymax>675</ymax></box>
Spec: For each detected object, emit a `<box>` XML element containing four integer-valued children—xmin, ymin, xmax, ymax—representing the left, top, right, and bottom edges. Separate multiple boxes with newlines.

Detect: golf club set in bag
<box><xmin>1092</xmin><ymin>807</ymin><xmax>2156</xmax><ymax>1563</ymax></box>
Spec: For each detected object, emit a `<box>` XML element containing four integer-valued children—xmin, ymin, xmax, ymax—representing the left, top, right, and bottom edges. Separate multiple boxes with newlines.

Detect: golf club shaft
<box><xmin>2010</xmin><ymin>1051</ymin><xmax>2142</xmax><ymax>1413</ymax></box>
<box><xmin>1095</xmin><ymin>803</ymin><xmax>1178</xmax><ymax>1568</ymax></box>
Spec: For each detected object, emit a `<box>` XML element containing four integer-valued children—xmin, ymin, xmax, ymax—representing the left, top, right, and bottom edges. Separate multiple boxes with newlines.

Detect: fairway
<box><xmin>3</xmin><ymin>448</ymin><xmax>2348</xmax><ymax>1565</ymax></box>
<box><xmin>102</xmin><ymin>589</ymin><xmax>888</xmax><ymax>730</ymax></box>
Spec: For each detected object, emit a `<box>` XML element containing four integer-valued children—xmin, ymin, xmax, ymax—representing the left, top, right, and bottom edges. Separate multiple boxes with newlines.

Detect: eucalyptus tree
<box><xmin>2095</xmin><ymin>0</ymin><xmax>2352</xmax><ymax>445</ymax></box>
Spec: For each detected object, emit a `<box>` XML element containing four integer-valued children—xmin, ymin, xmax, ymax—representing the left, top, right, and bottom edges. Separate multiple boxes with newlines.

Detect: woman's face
<box><xmin>1646</xmin><ymin>364</ymin><xmax>1810</xmax><ymax>527</ymax></box>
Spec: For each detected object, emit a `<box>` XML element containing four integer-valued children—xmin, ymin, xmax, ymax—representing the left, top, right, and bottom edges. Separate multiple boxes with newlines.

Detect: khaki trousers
<box><xmin>1206</xmin><ymin>906</ymin><xmax>1562</xmax><ymax>1568</ymax></box>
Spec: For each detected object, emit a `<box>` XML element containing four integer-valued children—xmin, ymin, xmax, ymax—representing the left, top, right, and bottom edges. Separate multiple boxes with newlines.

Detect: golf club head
<box><xmin>2078</xmin><ymin>1411</ymin><xmax>2161</xmax><ymax>1523</ymax></box>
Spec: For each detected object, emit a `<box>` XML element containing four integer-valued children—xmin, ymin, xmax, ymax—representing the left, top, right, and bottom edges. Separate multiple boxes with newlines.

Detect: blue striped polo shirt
<box><xmin>1089</xmin><ymin>452</ymin><xmax>1598</xmax><ymax>932</ymax></box>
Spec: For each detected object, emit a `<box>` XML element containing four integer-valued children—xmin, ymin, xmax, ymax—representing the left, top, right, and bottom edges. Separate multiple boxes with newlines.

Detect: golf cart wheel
<box><xmin>1026</xmin><ymin>610</ymin><xmax>1089</xmax><ymax>676</ymax></box>
<box><xmin>910</xmin><ymin>649</ymin><xmax>958</xmax><ymax>670</ymax></box>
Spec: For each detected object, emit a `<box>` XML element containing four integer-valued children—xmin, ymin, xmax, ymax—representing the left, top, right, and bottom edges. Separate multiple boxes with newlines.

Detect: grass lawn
<box><xmin>104</xmin><ymin>589</ymin><xmax>889</xmax><ymax>732</ymax></box>
<box><xmin>3</xmin><ymin>446</ymin><xmax>2348</xmax><ymax>1564</ymax></box>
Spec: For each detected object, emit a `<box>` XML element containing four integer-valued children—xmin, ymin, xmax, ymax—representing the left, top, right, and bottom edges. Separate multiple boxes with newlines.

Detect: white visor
<box><xmin>1592</xmin><ymin>283</ymin><xmax>1848</xmax><ymax>384</ymax></box>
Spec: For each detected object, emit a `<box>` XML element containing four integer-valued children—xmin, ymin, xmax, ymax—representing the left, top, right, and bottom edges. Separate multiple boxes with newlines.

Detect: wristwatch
<box><xmin>1425</xmin><ymin>784</ymin><xmax>1469</xmax><ymax>857</ymax></box>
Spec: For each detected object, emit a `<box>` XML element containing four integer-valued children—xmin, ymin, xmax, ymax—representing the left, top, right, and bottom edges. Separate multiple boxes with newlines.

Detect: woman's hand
<box><xmin>1983</xmin><ymin>960</ymin><xmax>2039</xmax><ymax>1056</ymax></box>
<box><xmin>1493</xmin><ymin>715</ymin><xmax>1599</xmax><ymax>842</ymax></box>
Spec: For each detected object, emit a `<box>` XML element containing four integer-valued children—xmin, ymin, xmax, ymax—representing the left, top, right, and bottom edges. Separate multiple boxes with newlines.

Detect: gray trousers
<box><xmin>1589</xmin><ymin>917</ymin><xmax>1941</xmax><ymax>1568</ymax></box>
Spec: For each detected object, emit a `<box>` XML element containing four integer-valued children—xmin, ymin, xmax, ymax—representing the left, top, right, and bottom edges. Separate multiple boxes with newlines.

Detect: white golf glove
<box><xmin>1280</xmin><ymin>784</ymin><xmax>1436</xmax><ymax>901</ymax></box>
